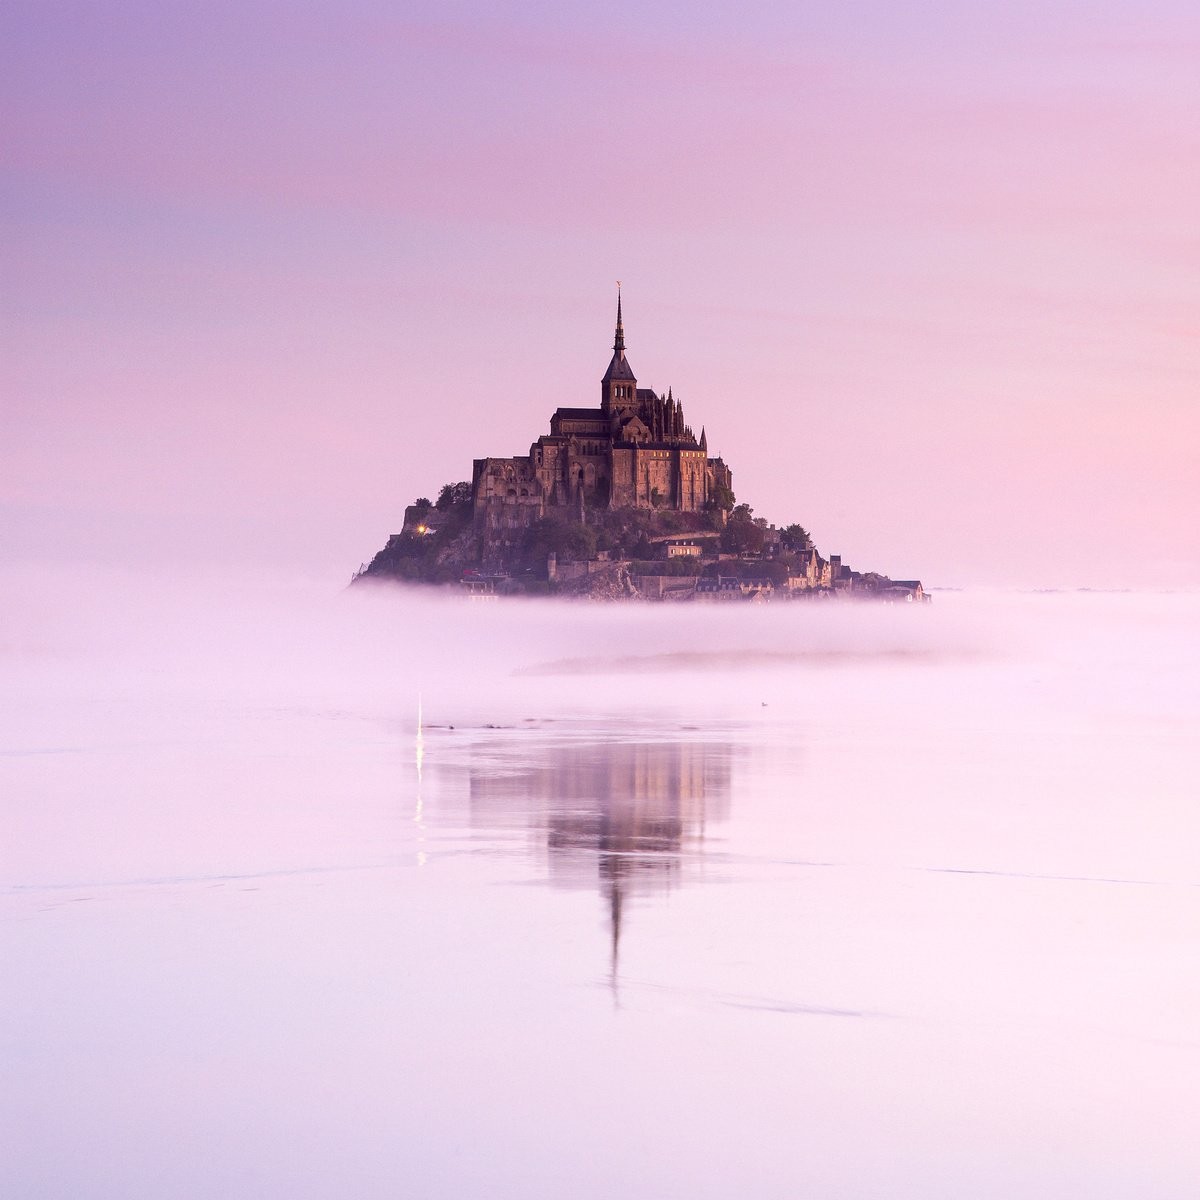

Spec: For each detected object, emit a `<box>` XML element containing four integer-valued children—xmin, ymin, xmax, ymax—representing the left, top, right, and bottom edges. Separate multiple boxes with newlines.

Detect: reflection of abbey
<box><xmin>467</xmin><ymin>737</ymin><xmax>732</xmax><ymax>993</ymax></box>
<box><xmin>472</xmin><ymin>293</ymin><xmax>733</xmax><ymax>536</ymax></box>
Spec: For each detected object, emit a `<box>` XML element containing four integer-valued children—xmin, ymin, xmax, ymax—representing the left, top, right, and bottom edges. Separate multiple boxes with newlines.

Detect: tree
<box><xmin>782</xmin><ymin>523</ymin><xmax>812</xmax><ymax>551</ymax></box>
<box><xmin>758</xmin><ymin>560</ymin><xmax>790</xmax><ymax>586</ymax></box>
<box><xmin>554</xmin><ymin>522</ymin><xmax>598</xmax><ymax>562</ymax></box>
<box><xmin>520</xmin><ymin>514</ymin><xmax>597</xmax><ymax>570</ymax></box>
<box><xmin>721</xmin><ymin>504</ymin><xmax>765</xmax><ymax>556</ymax></box>
<box><xmin>436</xmin><ymin>481</ymin><xmax>473</xmax><ymax>510</ymax></box>
<box><xmin>709</xmin><ymin>483</ymin><xmax>735</xmax><ymax>512</ymax></box>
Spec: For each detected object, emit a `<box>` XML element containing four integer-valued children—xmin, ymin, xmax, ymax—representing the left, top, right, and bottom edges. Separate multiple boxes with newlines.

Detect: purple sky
<box><xmin>4</xmin><ymin>1</ymin><xmax>1198</xmax><ymax>587</ymax></box>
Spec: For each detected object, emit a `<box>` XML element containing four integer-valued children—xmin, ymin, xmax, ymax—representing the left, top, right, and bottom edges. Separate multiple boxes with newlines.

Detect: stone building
<box><xmin>472</xmin><ymin>293</ymin><xmax>733</xmax><ymax>536</ymax></box>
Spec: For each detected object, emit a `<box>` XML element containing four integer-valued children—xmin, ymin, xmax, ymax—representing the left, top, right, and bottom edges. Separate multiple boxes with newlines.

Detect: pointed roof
<box><xmin>601</xmin><ymin>287</ymin><xmax>636</xmax><ymax>383</ymax></box>
<box><xmin>602</xmin><ymin>353</ymin><xmax>637</xmax><ymax>382</ymax></box>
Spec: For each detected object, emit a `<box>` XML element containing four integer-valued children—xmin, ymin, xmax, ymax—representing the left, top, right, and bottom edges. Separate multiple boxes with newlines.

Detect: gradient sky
<box><xmin>3</xmin><ymin>0</ymin><xmax>1198</xmax><ymax>587</ymax></box>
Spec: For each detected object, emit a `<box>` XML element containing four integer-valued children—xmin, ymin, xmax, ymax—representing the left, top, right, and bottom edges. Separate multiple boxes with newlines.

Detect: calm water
<box><xmin>3</xmin><ymin>579</ymin><xmax>1198</xmax><ymax>1198</ymax></box>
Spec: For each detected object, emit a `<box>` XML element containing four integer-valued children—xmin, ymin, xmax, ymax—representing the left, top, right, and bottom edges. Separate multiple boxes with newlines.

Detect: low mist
<box><xmin>4</xmin><ymin>565</ymin><xmax>1200</xmax><ymax>1200</ymax></box>
<box><xmin>4</xmin><ymin>563</ymin><xmax>1192</xmax><ymax>720</ymax></box>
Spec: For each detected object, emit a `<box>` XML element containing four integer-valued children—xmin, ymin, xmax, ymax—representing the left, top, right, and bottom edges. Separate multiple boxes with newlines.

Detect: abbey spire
<box><xmin>601</xmin><ymin>285</ymin><xmax>637</xmax><ymax>411</ymax></box>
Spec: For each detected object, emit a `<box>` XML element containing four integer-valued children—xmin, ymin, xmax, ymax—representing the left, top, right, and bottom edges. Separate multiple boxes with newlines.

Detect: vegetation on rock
<box><xmin>354</xmin><ymin>479</ymin><xmax>922</xmax><ymax>603</ymax></box>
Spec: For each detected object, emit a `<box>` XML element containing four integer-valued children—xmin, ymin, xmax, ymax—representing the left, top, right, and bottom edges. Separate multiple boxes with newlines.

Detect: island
<box><xmin>355</xmin><ymin>293</ymin><xmax>926</xmax><ymax>603</ymax></box>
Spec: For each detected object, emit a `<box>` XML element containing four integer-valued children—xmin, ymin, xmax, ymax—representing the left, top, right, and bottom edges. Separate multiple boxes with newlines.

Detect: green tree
<box><xmin>721</xmin><ymin>504</ymin><xmax>765</xmax><ymax>556</ymax></box>
<box><xmin>663</xmin><ymin>556</ymin><xmax>703</xmax><ymax>576</ymax></box>
<box><xmin>709</xmin><ymin>483</ymin><xmax>735</xmax><ymax>512</ymax></box>
<box><xmin>520</xmin><ymin>514</ymin><xmax>598</xmax><ymax>570</ymax></box>
<box><xmin>782</xmin><ymin>523</ymin><xmax>811</xmax><ymax>551</ymax></box>
<box><xmin>436</xmin><ymin>481</ymin><xmax>473</xmax><ymax>510</ymax></box>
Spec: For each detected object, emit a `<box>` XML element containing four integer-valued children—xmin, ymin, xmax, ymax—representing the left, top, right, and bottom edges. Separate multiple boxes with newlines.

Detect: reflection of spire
<box><xmin>608</xmin><ymin>864</ymin><xmax>624</xmax><ymax>1006</ymax></box>
<box><xmin>467</xmin><ymin>739</ymin><xmax>733</xmax><ymax>995</ymax></box>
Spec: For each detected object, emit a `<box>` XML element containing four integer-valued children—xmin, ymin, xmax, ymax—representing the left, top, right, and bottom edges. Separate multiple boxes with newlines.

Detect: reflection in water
<box><xmin>469</xmin><ymin>740</ymin><xmax>732</xmax><ymax>994</ymax></box>
<box><xmin>413</xmin><ymin>696</ymin><xmax>426</xmax><ymax>867</ymax></box>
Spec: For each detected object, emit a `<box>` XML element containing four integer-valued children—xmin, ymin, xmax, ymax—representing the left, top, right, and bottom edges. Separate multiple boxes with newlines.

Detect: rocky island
<box><xmin>355</xmin><ymin>293</ymin><xmax>926</xmax><ymax>603</ymax></box>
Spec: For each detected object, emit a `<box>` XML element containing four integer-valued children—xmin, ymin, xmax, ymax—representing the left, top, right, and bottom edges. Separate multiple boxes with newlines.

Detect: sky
<box><xmin>3</xmin><ymin>0</ymin><xmax>1198</xmax><ymax>588</ymax></box>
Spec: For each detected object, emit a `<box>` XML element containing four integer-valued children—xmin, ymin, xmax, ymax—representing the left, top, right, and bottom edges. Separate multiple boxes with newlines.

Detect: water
<box><xmin>3</xmin><ymin>577</ymin><xmax>1198</xmax><ymax>1198</ymax></box>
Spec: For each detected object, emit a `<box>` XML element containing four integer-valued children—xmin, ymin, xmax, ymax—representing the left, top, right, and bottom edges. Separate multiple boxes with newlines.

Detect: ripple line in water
<box><xmin>620</xmin><ymin>978</ymin><xmax>890</xmax><ymax>1020</ymax></box>
<box><xmin>908</xmin><ymin>865</ymin><xmax>1200</xmax><ymax>888</ymax></box>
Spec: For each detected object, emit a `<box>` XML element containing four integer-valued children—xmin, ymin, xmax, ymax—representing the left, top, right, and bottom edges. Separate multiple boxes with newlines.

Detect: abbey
<box><xmin>472</xmin><ymin>293</ymin><xmax>733</xmax><ymax>536</ymax></box>
<box><xmin>357</xmin><ymin>293</ymin><xmax>927</xmax><ymax>601</ymax></box>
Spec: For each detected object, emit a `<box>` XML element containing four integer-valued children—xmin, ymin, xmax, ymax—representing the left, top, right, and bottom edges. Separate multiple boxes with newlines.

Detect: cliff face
<box><xmin>355</xmin><ymin>496</ymin><xmax>710</xmax><ymax>592</ymax></box>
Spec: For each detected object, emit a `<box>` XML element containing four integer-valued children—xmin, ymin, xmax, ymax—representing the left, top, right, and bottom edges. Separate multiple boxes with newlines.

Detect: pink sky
<box><xmin>3</xmin><ymin>0</ymin><xmax>1198</xmax><ymax>587</ymax></box>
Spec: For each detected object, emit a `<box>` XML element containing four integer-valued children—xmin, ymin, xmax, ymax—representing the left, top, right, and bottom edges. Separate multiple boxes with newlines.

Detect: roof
<box><xmin>553</xmin><ymin>407</ymin><xmax>605</xmax><ymax>420</ymax></box>
<box><xmin>616</xmin><ymin>439</ymin><xmax>701</xmax><ymax>451</ymax></box>
<box><xmin>648</xmin><ymin>531</ymin><xmax>721</xmax><ymax>543</ymax></box>
<box><xmin>601</xmin><ymin>350</ymin><xmax>637</xmax><ymax>382</ymax></box>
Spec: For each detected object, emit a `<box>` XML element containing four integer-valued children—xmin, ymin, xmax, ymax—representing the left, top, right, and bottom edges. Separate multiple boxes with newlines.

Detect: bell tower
<box><xmin>601</xmin><ymin>287</ymin><xmax>638</xmax><ymax>415</ymax></box>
